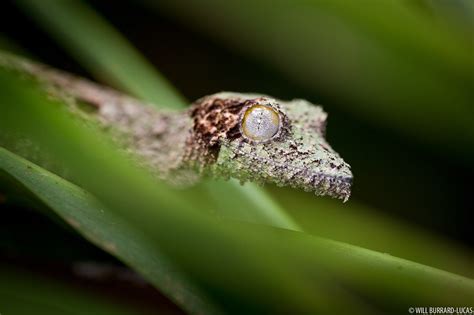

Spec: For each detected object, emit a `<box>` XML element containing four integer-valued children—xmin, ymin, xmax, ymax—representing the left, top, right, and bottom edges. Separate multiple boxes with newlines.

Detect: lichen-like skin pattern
<box><xmin>0</xmin><ymin>52</ymin><xmax>352</xmax><ymax>201</ymax></box>
<box><xmin>188</xmin><ymin>92</ymin><xmax>353</xmax><ymax>201</ymax></box>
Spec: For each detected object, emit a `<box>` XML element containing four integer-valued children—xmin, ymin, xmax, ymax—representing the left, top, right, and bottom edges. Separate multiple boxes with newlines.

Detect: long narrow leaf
<box><xmin>15</xmin><ymin>0</ymin><xmax>185</xmax><ymax>108</ymax></box>
<box><xmin>0</xmin><ymin>147</ymin><xmax>223</xmax><ymax>315</ymax></box>
<box><xmin>1</xmin><ymin>61</ymin><xmax>473</xmax><ymax>314</ymax></box>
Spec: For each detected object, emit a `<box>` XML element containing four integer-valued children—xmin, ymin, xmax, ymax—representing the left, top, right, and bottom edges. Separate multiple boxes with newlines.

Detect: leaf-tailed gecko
<box><xmin>0</xmin><ymin>52</ymin><xmax>353</xmax><ymax>201</ymax></box>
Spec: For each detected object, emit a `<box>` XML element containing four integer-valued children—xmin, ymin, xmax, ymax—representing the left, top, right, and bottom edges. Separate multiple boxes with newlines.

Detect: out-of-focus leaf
<box><xmin>0</xmin><ymin>69</ymin><xmax>365</xmax><ymax>314</ymax></box>
<box><xmin>204</xmin><ymin>178</ymin><xmax>300</xmax><ymax>230</ymax></box>
<box><xmin>143</xmin><ymin>0</ymin><xmax>474</xmax><ymax>160</ymax></box>
<box><xmin>2</xmin><ymin>150</ymin><xmax>473</xmax><ymax>314</ymax></box>
<box><xmin>0</xmin><ymin>266</ymin><xmax>147</xmax><ymax>315</ymax></box>
<box><xmin>4</xmin><ymin>0</ymin><xmax>301</xmax><ymax>231</ymax></box>
<box><xmin>0</xmin><ymin>147</ymin><xmax>223</xmax><ymax>315</ymax></box>
<box><xmin>269</xmin><ymin>186</ymin><xmax>474</xmax><ymax>278</ymax></box>
<box><xmin>1</xmin><ymin>61</ymin><xmax>474</xmax><ymax>314</ymax></box>
<box><xmin>15</xmin><ymin>0</ymin><xmax>185</xmax><ymax>108</ymax></box>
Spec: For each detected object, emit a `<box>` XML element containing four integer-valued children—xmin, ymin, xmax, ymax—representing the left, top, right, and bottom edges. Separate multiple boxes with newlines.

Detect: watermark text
<box><xmin>408</xmin><ymin>307</ymin><xmax>474</xmax><ymax>314</ymax></box>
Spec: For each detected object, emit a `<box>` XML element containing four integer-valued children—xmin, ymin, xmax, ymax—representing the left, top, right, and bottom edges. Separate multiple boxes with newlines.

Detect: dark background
<box><xmin>2</xmin><ymin>0</ymin><xmax>472</xmax><ymax>244</ymax></box>
<box><xmin>0</xmin><ymin>1</ymin><xmax>472</xmax><ymax>312</ymax></box>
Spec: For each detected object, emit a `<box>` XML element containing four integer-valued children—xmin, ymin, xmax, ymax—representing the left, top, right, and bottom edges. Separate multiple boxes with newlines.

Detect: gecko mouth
<box><xmin>219</xmin><ymin>144</ymin><xmax>353</xmax><ymax>201</ymax></box>
<box><xmin>302</xmin><ymin>171</ymin><xmax>352</xmax><ymax>202</ymax></box>
<box><xmin>269</xmin><ymin>163</ymin><xmax>353</xmax><ymax>202</ymax></box>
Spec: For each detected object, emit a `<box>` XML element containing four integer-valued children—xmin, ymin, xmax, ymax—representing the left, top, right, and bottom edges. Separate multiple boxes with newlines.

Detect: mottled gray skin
<box><xmin>194</xmin><ymin>93</ymin><xmax>352</xmax><ymax>201</ymax></box>
<box><xmin>0</xmin><ymin>52</ymin><xmax>353</xmax><ymax>201</ymax></box>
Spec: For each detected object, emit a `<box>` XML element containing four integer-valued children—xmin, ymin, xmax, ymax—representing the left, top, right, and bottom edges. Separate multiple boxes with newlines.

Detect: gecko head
<box><xmin>189</xmin><ymin>93</ymin><xmax>353</xmax><ymax>201</ymax></box>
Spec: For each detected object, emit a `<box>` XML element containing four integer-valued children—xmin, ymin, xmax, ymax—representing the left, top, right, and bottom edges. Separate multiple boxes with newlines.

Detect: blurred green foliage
<box><xmin>1</xmin><ymin>73</ymin><xmax>472</xmax><ymax>312</ymax></box>
<box><xmin>16</xmin><ymin>0</ymin><xmax>302</xmax><ymax>231</ymax></box>
<box><xmin>0</xmin><ymin>145</ymin><xmax>219</xmax><ymax>315</ymax></box>
<box><xmin>15</xmin><ymin>0</ymin><xmax>185</xmax><ymax>107</ymax></box>
<box><xmin>0</xmin><ymin>0</ymin><xmax>473</xmax><ymax>314</ymax></box>
<box><xmin>0</xmin><ymin>266</ymin><xmax>149</xmax><ymax>315</ymax></box>
<box><xmin>146</xmin><ymin>0</ymin><xmax>474</xmax><ymax>160</ymax></box>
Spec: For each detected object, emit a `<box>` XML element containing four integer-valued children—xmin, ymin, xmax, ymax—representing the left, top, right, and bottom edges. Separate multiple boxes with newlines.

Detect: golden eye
<box><xmin>242</xmin><ymin>105</ymin><xmax>280</xmax><ymax>141</ymax></box>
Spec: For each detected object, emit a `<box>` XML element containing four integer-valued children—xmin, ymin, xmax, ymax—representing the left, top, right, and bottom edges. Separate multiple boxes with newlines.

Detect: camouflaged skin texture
<box><xmin>0</xmin><ymin>52</ymin><xmax>352</xmax><ymax>201</ymax></box>
<box><xmin>188</xmin><ymin>92</ymin><xmax>353</xmax><ymax>201</ymax></box>
<box><xmin>93</xmin><ymin>91</ymin><xmax>353</xmax><ymax>201</ymax></box>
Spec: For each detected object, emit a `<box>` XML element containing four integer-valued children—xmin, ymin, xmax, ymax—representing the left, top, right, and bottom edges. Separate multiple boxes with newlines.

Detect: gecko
<box><xmin>0</xmin><ymin>52</ymin><xmax>353</xmax><ymax>201</ymax></box>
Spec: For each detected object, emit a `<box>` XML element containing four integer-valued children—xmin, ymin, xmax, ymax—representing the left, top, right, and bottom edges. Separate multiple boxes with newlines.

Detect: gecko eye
<box><xmin>241</xmin><ymin>105</ymin><xmax>280</xmax><ymax>141</ymax></box>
